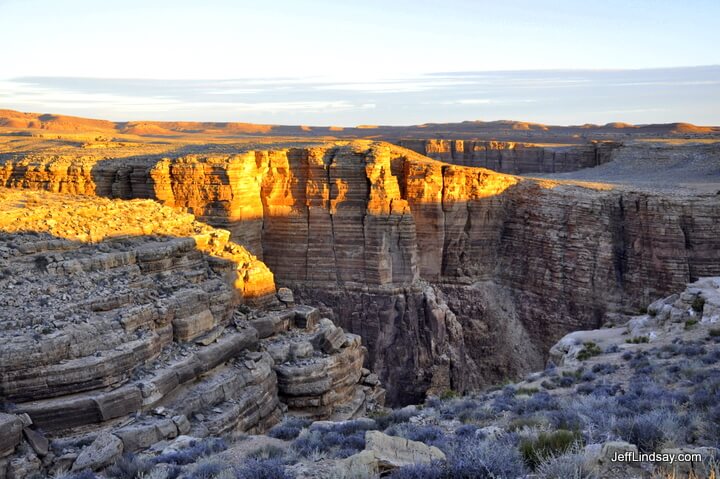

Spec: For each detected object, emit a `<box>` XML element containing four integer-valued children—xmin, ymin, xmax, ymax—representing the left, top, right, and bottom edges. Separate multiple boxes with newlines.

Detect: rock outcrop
<box><xmin>0</xmin><ymin>187</ymin><xmax>383</xmax><ymax>476</ymax></box>
<box><xmin>1</xmin><ymin>140</ymin><xmax>719</xmax><ymax>405</ymax></box>
<box><xmin>394</xmin><ymin>139</ymin><xmax>620</xmax><ymax>174</ymax></box>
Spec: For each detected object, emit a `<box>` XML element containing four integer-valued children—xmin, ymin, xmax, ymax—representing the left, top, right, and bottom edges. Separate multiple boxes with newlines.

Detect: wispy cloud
<box><xmin>1</xmin><ymin>66</ymin><xmax>718</xmax><ymax>125</ymax></box>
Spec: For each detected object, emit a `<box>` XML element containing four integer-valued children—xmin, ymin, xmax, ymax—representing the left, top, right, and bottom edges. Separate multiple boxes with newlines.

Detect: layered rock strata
<box><xmin>0</xmin><ymin>188</ymin><xmax>382</xmax><ymax>477</ymax></box>
<box><xmin>394</xmin><ymin>139</ymin><xmax>620</xmax><ymax>174</ymax></box>
<box><xmin>1</xmin><ymin>141</ymin><xmax>719</xmax><ymax>405</ymax></box>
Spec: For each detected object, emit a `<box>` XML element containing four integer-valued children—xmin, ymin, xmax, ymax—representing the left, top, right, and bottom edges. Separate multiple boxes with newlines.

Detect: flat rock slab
<box><xmin>72</xmin><ymin>432</ymin><xmax>123</xmax><ymax>471</ymax></box>
<box><xmin>365</xmin><ymin>430</ymin><xmax>445</xmax><ymax>471</ymax></box>
<box><xmin>22</xmin><ymin>428</ymin><xmax>49</xmax><ymax>457</ymax></box>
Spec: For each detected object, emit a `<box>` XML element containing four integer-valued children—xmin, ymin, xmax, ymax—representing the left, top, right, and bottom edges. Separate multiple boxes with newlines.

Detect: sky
<box><xmin>0</xmin><ymin>0</ymin><xmax>719</xmax><ymax>125</ymax></box>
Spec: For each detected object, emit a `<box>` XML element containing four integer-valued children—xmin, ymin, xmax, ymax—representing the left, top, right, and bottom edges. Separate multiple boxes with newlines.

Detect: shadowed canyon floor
<box><xmin>0</xmin><ymin>111</ymin><xmax>719</xmax><ymax>478</ymax></box>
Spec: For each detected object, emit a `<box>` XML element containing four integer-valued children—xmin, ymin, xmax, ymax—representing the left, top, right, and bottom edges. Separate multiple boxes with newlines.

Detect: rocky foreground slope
<box><xmin>1</xmin><ymin>139</ymin><xmax>718</xmax><ymax>406</ymax></box>
<box><xmin>0</xmin><ymin>188</ymin><xmax>384</xmax><ymax>478</ymax></box>
<box><xmin>5</xmin><ymin>277</ymin><xmax>717</xmax><ymax>479</ymax></box>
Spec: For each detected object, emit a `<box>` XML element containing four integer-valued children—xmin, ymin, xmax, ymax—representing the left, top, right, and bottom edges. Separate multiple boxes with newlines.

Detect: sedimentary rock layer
<box><xmin>1</xmin><ymin>141</ymin><xmax>718</xmax><ymax>403</ymax></box>
<box><xmin>394</xmin><ymin>139</ymin><xmax>620</xmax><ymax>174</ymax></box>
<box><xmin>0</xmin><ymin>188</ymin><xmax>383</xmax><ymax>477</ymax></box>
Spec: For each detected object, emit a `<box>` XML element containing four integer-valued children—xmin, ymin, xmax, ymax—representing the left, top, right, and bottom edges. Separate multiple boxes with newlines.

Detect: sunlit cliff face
<box><xmin>0</xmin><ymin>188</ymin><xmax>275</xmax><ymax>302</ymax></box>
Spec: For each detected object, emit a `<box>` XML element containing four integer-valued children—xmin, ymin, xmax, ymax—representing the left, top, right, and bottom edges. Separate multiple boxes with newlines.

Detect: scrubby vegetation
<box><xmin>87</xmin><ymin>293</ymin><xmax>720</xmax><ymax>479</ymax></box>
<box><xmin>625</xmin><ymin>335</ymin><xmax>649</xmax><ymax>344</ymax></box>
<box><xmin>692</xmin><ymin>296</ymin><xmax>706</xmax><ymax>313</ymax></box>
<box><xmin>519</xmin><ymin>430</ymin><xmax>582</xmax><ymax>468</ymax></box>
<box><xmin>576</xmin><ymin>342</ymin><xmax>602</xmax><ymax>361</ymax></box>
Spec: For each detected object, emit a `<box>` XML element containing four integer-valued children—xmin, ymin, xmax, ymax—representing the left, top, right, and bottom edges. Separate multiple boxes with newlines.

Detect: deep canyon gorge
<box><xmin>0</xmin><ymin>111</ymin><xmax>719</xmax><ymax>478</ymax></box>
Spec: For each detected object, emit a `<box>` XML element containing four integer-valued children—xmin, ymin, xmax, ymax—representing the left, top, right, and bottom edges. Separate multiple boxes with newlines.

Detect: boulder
<box><xmin>339</xmin><ymin>450</ymin><xmax>378</xmax><ymax>478</ymax></box>
<box><xmin>267</xmin><ymin>342</ymin><xmax>291</xmax><ymax>364</ymax></box>
<box><xmin>599</xmin><ymin>441</ymin><xmax>638</xmax><ymax>463</ymax></box>
<box><xmin>363</xmin><ymin>373</ymin><xmax>380</xmax><ymax>386</ymax></box>
<box><xmin>72</xmin><ymin>432</ymin><xmax>123</xmax><ymax>471</ymax></box>
<box><xmin>22</xmin><ymin>428</ymin><xmax>48</xmax><ymax>457</ymax></box>
<box><xmin>277</xmin><ymin>287</ymin><xmax>295</xmax><ymax>304</ymax></box>
<box><xmin>0</xmin><ymin>415</ymin><xmax>22</xmax><ymax>457</ymax></box>
<box><xmin>294</xmin><ymin>306</ymin><xmax>320</xmax><ymax>330</ymax></box>
<box><xmin>289</xmin><ymin>341</ymin><xmax>314</xmax><ymax>360</ymax></box>
<box><xmin>312</xmin><ymin>325</ymin><xmax>346</xmax><ymax>354</ymax></box>
<box><xmin>172</xmin><ymin>415</ymin><xmax>191</xmax><ymax>435</ymax></box>
<box><xmin>364</xmin><ymin>430</ymin><xmax>445</xmax><ymax>471</ymax></box>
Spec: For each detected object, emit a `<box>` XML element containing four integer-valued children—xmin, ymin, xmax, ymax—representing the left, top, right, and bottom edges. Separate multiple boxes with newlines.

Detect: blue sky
<box><xmin>1</xmin><ymin>0</ymin><xmax>719</xmax><ymax>125</ymax></box>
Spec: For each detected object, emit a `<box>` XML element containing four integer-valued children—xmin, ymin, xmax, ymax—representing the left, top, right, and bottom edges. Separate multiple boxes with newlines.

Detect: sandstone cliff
<box><xmin>1</xmin><ymin>141</ymin><xmax>718</xmax><ymax>405</ymax></box>
<box><xmin>394</xmin><ymin>139</ymin><xmax>620</xmax><ymax>174</ymax></box>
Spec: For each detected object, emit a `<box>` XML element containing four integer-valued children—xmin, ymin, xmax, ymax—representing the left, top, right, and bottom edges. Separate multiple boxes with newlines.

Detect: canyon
<box><xmin>0</xmin><ymin>110</ymin><xmax>719</xmax><ymax>477</ymax></box>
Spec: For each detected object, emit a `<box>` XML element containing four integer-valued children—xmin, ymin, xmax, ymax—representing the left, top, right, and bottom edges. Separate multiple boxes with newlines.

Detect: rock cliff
<box><xmin>393</xmin><ymin>139</ymin><xmax>621</xmax><ymax>174</ymax></box>
<box><xmin>1</xmin><ymin>140</ymin><xmax>719</xmax><ymax>405</ymax></box>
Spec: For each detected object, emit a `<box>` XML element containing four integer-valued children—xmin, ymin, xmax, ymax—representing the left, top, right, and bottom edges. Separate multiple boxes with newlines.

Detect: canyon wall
<box><xmin>393</xmin><ymin>139</ymin><xmax>621</xmax><ymax>174</ymax></box>
<box><xmin>1</xmin><ymin>141</ymin><xmax>718</xmax><ymax>404</ymax></box>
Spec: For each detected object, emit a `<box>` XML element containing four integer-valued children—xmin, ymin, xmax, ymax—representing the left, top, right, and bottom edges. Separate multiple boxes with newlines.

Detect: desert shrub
<box><xmin>55</xmin><ymin>472</ymin><xmax>98</xmax><ymax>479</ymax></box>
<box><xmin>454</xmin><ymin>424</ymin><xmax>480</xmax><ymax>438</ymax></box>
<box><xmin>567</xmin><ymin>396</ymin><xmax>620</xmax><ymax>443</ymax></box>
<box><xmin>436</xmin><ymin>397</ymin><xmax>479</xmax><ymax>419</ymax></box>
<box><xmin>385</xmin><ymin>424</ymin><xmax>447</xmax><ymax>448</ymax></box>
<box><xmin>587</xmin><ymin>382</ymin><xmax>622</xmax><ymax>397</ymax></box>
<box><xmin>234</xmin><ymin>458</ymin><xmax>291</xmax><ymax>479</ymax></box>
<box><xmin>709</xmin><ymin>328</ymin><xmax>720</xmax><ymax>338</ymax></box>
<box><xmin>153</xmin><ymin>438</ymin><xmax>228</xmax><ymax>466</ymax></box>
<box><xmin>615</xmin><ymin>413</ymin><xmax>666</xmax><ymax>453</ymax></box>
<box><xmin>702</xmin><ymin>405</ymin><xmax>720</xmax><ymax>444</ymax></box>
<box><xmin>373</xmin><ymin>408</ymin><xmax>416</xmax><ymax>430</ymax></box>
<box><xmin>639</xmin><ymin>306</ymin><xmax>648</xmax><ymax>314</ymax></box>
<box><xmin>686</xmin><ymin>319</ymin><xmax>699</xmax><ymax>329</ymax></box>
<box><xmin>701</xmin><ymin>349</ymin><xmax>720</xmax><ymax>364</ymax></box>
<box><xmin>445</xmin><ymin>436</ymin><xmax>527</xmax><ymax>479</ymax></box>
<box><xmin>590</xmin><ymin>363</ymin><xmax>619</xmax><ymax>375</ymax></box>
<box><xmin>106</xmin><ymin>453</ymin><xmax>154</xmax><ymax>479</ymax></box>
<box><xmin>267</xmin><ymin>417</ymin><xmax>312</xmax><ymax>440</ymax></box>
<box><xmin>680</xmin><ymin>343</ymin><xmax>706</xmax><ymax>357</ymax></box>
<box><xmin>621</xmin><ymin>351</ymin><xmax>634</xmax><ymax>361</ymax></box>
<box><xmin>625</xmin><ymin>336</ymin><xmax>649</xmax><ymax>344</ymax></box>
<box><xmin>387</xmin><ymin>461</ymin><xmax>446</xmax><ymax>479</ymax></box>
<box><xmin>577</xmin><ymin>342</ymin><xmax>602</xmax><ymax>361</ymax></box>
<box><xmin>508</xmin><ymin>416</ymin><xmax>546</xmax><ymax>432</ymax></box>
<box><xmin>439</xmin><ymin>389</ymin><xmax>459</xmax><ymax>400</ymax></box>
<box><xmin>656</xmin><ymin>343</ymin><xmax>681</xmax><ymax>359</ymax></box>
<box><xmin>542</xmin><ymin>409</ymin><xmax>583</xmax><ymax>432</ymax></box>
<box><xmin>604</xmin><ymin>344</ymin><xmax>621</xmax><ymax>354</ymax></box>
<box><xmin>690</xmin><ymin>376</ymin><xmax>720</xmax><ymax>408</ymax></box>
<box><xmin>519</xmin><ymin>430</ymin><xmax>583</xmax><ymax>469</ymax></box>
<box><xmin>577</xmin><ymin>383</ymin><xmax>596</xmax><ymax>395</ymax></box>
<box><xmin>692</xmin><ymin>296</ymin><xmax>706</xmax><ymax>312</ymax></box>
<box><xmin>514</xmin><ymin>391</ymin><xmax>558</xmax><ymax>415</ymax></box>
<box><xmin>186</xmin><ymin>459</ymin><xmax>232</xmax><ymax>479</ymax></box>
<box><xmin>247</xmin><ymin>445</ymin><xmax>287</xmax><ymax>461</ymax></box>
<box><xmin>536</xmin><ymin>448</ymin><xmax>598</xmax><ymax>479</ymax></box>
<box><xmin>516</xmin><ymin>387</ymin><xmax>540</xmax><ymax>396</ymax></box>
<box><xmin>292</xmin><ymin>427</ymin><xmax>365</xmax><ymax>459</ymax></box>
<box><xmin>579</xmin><ymin>370</ymin><xmax>596</xmax><ymax>382</ymax></box>
<box><xmin>558</xmin><ymin>376</ymin><xmax>576</xmax><ymax>388</ymax></box>
<box><xmin>491</xmin><ymin>391</ymin><xmax>518</xmax><ymax>413</ymax></box>
<box><xmin>541</xmin><ymin>380</ymin><xmax>557</xmax><ymax>390</ymax></box>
